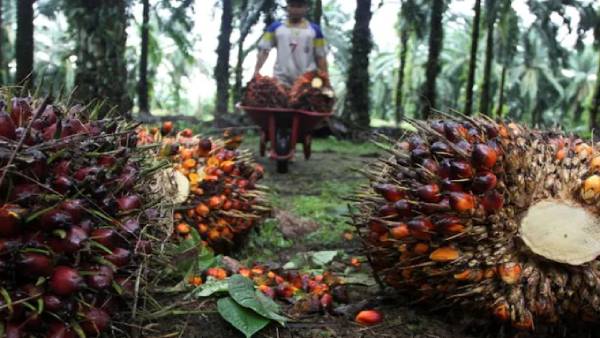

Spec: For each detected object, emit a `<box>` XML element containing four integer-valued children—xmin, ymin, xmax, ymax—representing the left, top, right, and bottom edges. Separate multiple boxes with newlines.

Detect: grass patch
<box><xmin>237</xmin><ymin>219</ymin><xmax>293</xmax><ymax>264</ymax></box>
<box><xmin>241</xmin><ymin>135</ymin><xmax>382</xmax><ymax>157</ymax></box>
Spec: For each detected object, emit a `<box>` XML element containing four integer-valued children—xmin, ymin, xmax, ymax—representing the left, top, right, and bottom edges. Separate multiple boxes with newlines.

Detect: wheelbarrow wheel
<box><xmin>276</xmin><ymin>159</ymin><xmax>289</xmax><ymax>173</ymax></box>
<box><xmin>275</xmin><ymin>129</ymin><xmax>290</xmax><ymax>174</ymax></box>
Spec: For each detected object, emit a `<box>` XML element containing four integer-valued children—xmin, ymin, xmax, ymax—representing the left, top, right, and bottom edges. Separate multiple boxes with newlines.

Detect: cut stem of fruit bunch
<box><xmin>0</xmin><ymin>93</ymin><xmax>157</xmax><ymax>337</ymax></box>
<box><xmin>354</xmin><ymin>115</ymin><xmax>600</xmax><ymax>331</ymax></box>
<box><xmin>137</xmin><ymin>123</ymin><xmax>269</xmax><ymax>253</ymax></box>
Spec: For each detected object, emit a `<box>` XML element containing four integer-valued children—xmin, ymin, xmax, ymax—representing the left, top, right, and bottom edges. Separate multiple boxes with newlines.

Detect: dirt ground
<box><xmin>148</xmin><ymin>138</ymin><xmax>600</xmax><ymax>338</ymax></box>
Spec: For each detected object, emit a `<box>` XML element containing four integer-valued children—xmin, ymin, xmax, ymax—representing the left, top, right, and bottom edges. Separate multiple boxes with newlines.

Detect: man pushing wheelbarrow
<box><xmin>240</xmin><ymin>0</ymin><xmax>335</xmax><ymax>173</ymax></box>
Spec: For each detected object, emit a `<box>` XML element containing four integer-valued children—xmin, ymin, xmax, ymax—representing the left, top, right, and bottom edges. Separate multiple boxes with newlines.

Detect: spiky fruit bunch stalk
<box><xmin>289</xmin><ymin>71</ymin><xmax>335</xmax><ymax>113</ymax></box>
<box><xmin>242</xmin><ymin>75</ymin><xmax>289</xmax><ymax>108</ymax></box>
<box><xmin>354</xmin><ymin>115</ymin><xmax>600</xmax><ymax>331</ymax></box>
<box><xmin>0</xmin><ymin>94</ymin><xmax>155</xmax><ymax>336</ymax></box>
<box><xmin>138</xmin><ymin>125</ymin><xmax>269</xmax><ymax>253</ymax></box>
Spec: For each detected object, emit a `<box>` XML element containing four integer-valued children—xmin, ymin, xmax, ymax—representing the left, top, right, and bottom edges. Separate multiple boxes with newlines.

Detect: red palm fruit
<box><xmin>373</xmin><ymin>183</ymin><xmax>405</xmax><ymax>202</ymax></box>
<box><xmin>417</xmin><ymin>184</ymin><xmax>442</xmax><ymax>203</ymax></box>
<box><xmin>73</xmin><ymin>166</ymin><xmax>100</xmax><ymax>182</ymax></box>
<box><xmin>456</xmin><ymin>139</ymin><xmax>473</xmax><ymax>153</ymax></box>
<box><xmin>472</xmin><ymin>171</ymin><xmax>497</xmax><ymax>194</ymax></box>
<box><xmin>449</xmin><ymin>192</ymin><xmax>475</xmax><ymax>213</ymax></box>
<box><xmin>441</xmin><ymin>178</ymin><xmax>463</xmax><ymax>192</ymax></box>
<box><xmin>86</xmin><ymin>266</ymin><xmax>114</xmax><ymax>290</ymax></box>
<box><xmin>61</xmin><ymin>118</ymin><xmax>88</xmax><ymax>137</ymax></box>
<box><xmin>52</xmin><ymin>176</ymin><xmax>73</xmax><ymax>194</ymax></box>
<box><xmin>53</xmin><ymin>160</ymin><xmax>71</xmax><ymax>176</ymax></box>
<box><xmin>0</xmin><ymin>204</ymin><xmax>24</xmax><ymax>236</ymax></box>
<box><xmin>80</xmin><ymin>307</ymin><xmax>110</xmax><ymax>336</ymax></box>
<box><xmin>120</xmin><ymin>218</ymin><xmax>140</xmax><ymax>235</ymax></box>
<box><xmin>60</xmin><ymin>199</ymin><xmax>85</xmax><ymax>223</ymax></box>
<box><xmin>161</xmin><ymin>121</ymin><xmax>174</xmax><ymax>136</ymax></box>
<box><xmin>436</xmin><ymin>158</ymin><xmax>452</xmax><ymax>178</ymax></box>
<box><xmin>10</xmin><ymin>183</ymin><xmax>41</xmax><ymax>201</ymax></box>
<box><xmin>97</xmin><ymin>155</ymin><xmax>117</xmax><ymax>168</ymax></box>
<box><xmin>259</xmin><ymin>285</ymin><xmax>275</xmax><ymax>298</ymax></box>
<box><xmin>17</xmin><ymin>252</ymin><xmax>54</xmax><ymax>277</ymax></box>
<box><xmin>444</xmin><ymin>121</ymin><xmax>468</xmax><ymax>142</ymax></box>
<box><xmin>43</xmin><ymin>294</ymin><xmax>66</xmax><ymax>312</ymax></box>
<box><xmin>369</xmin><ymin>220</ymin><xmax>388</xmax><ymax>235</ymax></box>
<box><xmin>393</xmin><ymin>200</ymin><xmax>412</xmax><ymax>217</ymax></box>
<box><xmin>472</xmin><ymin>143</ymin><xmax>497</xmax><ymax>169</ymax></box>
<box><xmin>117</xmin><ymin>195</ymin><xmax>142</xmax><ymax>211</ymax></box>
<box><xmin>180</xmin><ymin>128</ymin><xmax>193</xmax><ymax>137</ymax></box>
<box><xmin>0</xmin><ymin>109</ymin><xmax>17</xmax><ymax>140</ymax></box>
<box><xmin>38</xmin><ymin>209</ymin><xmax>73</xmax><ymax>231</ymax></box>
<box><xmin>410</xmin><ymin>146</ymin><xmax>430</xmax><ymax>163</ymax></box>
<box><xmin>10</xmin><ymin>98</ymin><xmax>32</xmax><ymax>126</ymax></box>
<box><xmin>43</xmin><ymin>122</ymin><xmax>59</xmax><ymax>140</ymax></box>
<box><xmin>103</xmin><ymin>248</ymin><xmax>131</xmax><ymax>268</ymax></box>
<box><xmin>450</xmin><ymin>160</ymin><xmax>474</xmax><ymax>179</ymax></box>
<box><xmin>91</xmin><ymin>228</ymin><xmax>118</xmax><ymax>250</ymax></box>
<box><xmin>407</xmin><ymin>218</ymin><xmax>434</xmax><ymax>240</ymax></box>
<box><xmin>378</xmin><ymin>203</ymin><xmax>398</xmax><ymax>218</ymax></box>
<box><xmin>421</xmin><ymin>158</ymin><xmax>440</xmax><ymax>176</ymax></box>
<box><xmin>50</xmin><ymin>266</ymin><xmax>83</xmax><ymax>296</ymax></box>
<box><xmin>431</xmin><ymin>120</ymin><xmax>445</xmax><ymax>134</ymax></box>
<box><xmin>408</xmin><ymin>135</ymin><xmax>425</xmax><ymax>150</ymax></box>
<box><xmin>355</xmin><ymin>310</ymin><xmax>383</xmax><ymax>326</ymax></box>
<box><xmin>481</xmin><ymin>190</ymin><xmax>504</xmax><ymax>213</ymax></box>
<box><xmin>431</xmin><ymin>141</ymin><xmax>452</xmax><ymax>156</ymax></box>
<box><xmin>320</xmin><ymin>293</ymin><xmax>333</xmax><ymax>310</ymax></box>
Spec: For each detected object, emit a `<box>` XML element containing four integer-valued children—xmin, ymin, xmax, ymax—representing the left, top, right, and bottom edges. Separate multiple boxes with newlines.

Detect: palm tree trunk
<box><xmin>420</xmin><ymin>0</ymin><xmax>445</xmax><ymax>119</ymax></box>
<box><xmin>66</xmin><ymin>0</ymin><xmax>131</xmax><ymax>118</ymax></box>
<box><xmin>15</xmin><ymin>0</ymin><xmax>34</xmax><ymax>87</ymax></box>
<box><xmin>138</xmin><ymin>0</ymin><xmax>150</xmax><ymax>115</ymax></box>
<box><xmin>233</xmin><ymin>36</ymin><xmax>247</xmax><ymax>106</ymax></box>
<box><xmin>591</xmin><ymin>49</ymin><xmax>600</xmax><ymax>133</ymax></box>
<box><xmin>343</xmin><ymin>0</ymin><xmax>372</xmax><ymax>127</ymax></box>
<box><xmin>479</xmin><ymin>0</ymin><xmax>496</xmax><ymax>116</ymax></box>
<box><xmin>464</xmin><ymin>0</ymin><xmax>481</xmax><ymax>116</ymax></box>
<box><xmin>233</xmin><ymin>0</ymin><xmax>249</xmax><ymax>106</ymax></box>
<box><xmin>394</xmin><ymin>31</ymin><xmax>409</xmax><ymax>125</ymax></box>
<box><xmin>495</xmin><ymin>64</ymin><xmax>506</xmax><ymax>117</ymax></box>
<box><xmin>215</xmin><ymin>0</ymin><xmax>233</xmax><ymax>124</ymax></box>
<box><xmin>313</xmin><ymin>0</ymin><xmax>323</xmax><ymax>26</ymax></box>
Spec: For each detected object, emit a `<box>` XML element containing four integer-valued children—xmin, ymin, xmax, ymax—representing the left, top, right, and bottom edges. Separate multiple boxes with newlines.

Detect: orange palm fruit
<box><xmin>355</xmin><ymin>310</ymin><xmax>383</xmax><ymax>326</ymax></box>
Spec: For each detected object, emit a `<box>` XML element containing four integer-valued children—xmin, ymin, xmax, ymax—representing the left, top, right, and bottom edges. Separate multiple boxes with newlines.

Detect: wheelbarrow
<box><xmin>238</xmin><ymin>104</ymin><xmax>333</xmax><ymax>173</ymax></box>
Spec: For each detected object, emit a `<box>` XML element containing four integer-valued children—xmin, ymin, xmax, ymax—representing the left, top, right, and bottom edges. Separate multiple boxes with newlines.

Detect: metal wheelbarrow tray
<box><xmin>238</xmin><ymin>104</ymin><xmax>333</xmax><ymax>173</ymax></box>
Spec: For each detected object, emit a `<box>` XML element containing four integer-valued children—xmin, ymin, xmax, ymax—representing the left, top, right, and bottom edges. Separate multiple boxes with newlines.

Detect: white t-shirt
<box><xmin>258</xmin><ymin>19</ymin><xmax>328</xmax><ymax>86</ymax></box>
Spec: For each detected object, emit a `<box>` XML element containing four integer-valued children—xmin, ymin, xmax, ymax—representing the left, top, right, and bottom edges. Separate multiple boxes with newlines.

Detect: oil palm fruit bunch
<box><xmin>289</xmin><ymin>71</ymin><xmax>335</xmax><ymax>113</ymax></box>
<box><xmin>0</xmin><ymin>94</ymin><xmax>156</xmax><ymax>337</ymax></box>
<box><xmin>141</xmin><ymin>126</ymin><xmax>269</xmax><ymax>253</ymax></box>
<box><xmin>242</xmin><ymin>75</ymin><xmax>289</xmax><ymax>109</ymax></box>
<box><xmin>354</xmin><ymin>115</ymin><xmax>600</xmax><ymax>331</ymax></box>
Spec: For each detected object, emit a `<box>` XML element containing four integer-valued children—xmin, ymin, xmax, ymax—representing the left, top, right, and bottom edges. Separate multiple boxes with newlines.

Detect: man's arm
<box><xmin>316</xmin><ymin>56</ymin><xmax>328</xmax><ymax>77</ymax></box>
<box><xmin>254</xmin><ymin>50</ymin><xmax>270</xmax><ymax>77</ymax></box>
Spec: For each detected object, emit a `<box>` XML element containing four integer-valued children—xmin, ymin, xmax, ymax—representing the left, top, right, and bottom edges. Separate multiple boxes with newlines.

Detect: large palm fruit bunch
<box><xmin>354</xmin><ymin>115</ymin><xmax>600</xmax><ymax>331</ymax></box>
<box><xmin>0</xmin><ymin>94</ymin><xmax>156</xmax><ymax>337</ymax></box>
<box><xmin>137</xmin><ymin>125</ymin><xmax>269</xmax><ymax>253</ymax></box>
<box><xmin>289</xmin><ymin>71</ymin><xmax>335</xmax><ymax>113</ymax></box>
<box><xmin>242</xmin><ymin>75</ymin><xmax>289</xmax><ymax>108</ymax></box>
